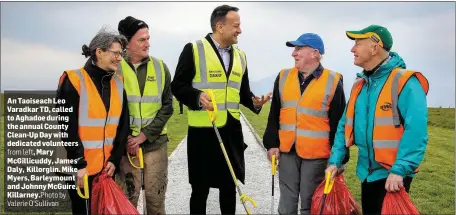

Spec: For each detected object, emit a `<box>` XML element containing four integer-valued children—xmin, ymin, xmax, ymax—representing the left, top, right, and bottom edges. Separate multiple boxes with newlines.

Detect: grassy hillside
<box><xmin>241</xmin><ymin>103</ymin><xmax>455</xmax><ymax>214</ymax></box>
<box><xmin>428</xmin><ymin>107</ymin><xmax>455</xmax><ymax>129</ymax></box>
<box><xmin>166</xmin><ymin>99</ymin><xmax>188</xmax><ymax>155</ymax></box>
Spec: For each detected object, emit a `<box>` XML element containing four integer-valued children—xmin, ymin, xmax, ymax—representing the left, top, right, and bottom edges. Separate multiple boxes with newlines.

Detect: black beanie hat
<box><xmin>118</xmin><ymin>16</ymin><xmax>149</xmax><ymax>41</ymax></box>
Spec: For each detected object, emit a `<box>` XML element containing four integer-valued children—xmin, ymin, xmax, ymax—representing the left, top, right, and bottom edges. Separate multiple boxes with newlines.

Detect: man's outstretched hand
<box><xmin>253</xmin><ymin>92</ymin><xmax>272</xmax><ymax>107</ymax></box>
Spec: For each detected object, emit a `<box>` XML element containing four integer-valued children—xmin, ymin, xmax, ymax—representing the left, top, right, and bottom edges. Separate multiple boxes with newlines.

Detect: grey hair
<box><xmin>316</xmin><ymin>52</ymin><xmax>323</xmax><ymax>61</ymax></box>
<box><xmin>82</xmin><ymin>26</ymin><xmax>128</xmax><ymax>62</ymax></box>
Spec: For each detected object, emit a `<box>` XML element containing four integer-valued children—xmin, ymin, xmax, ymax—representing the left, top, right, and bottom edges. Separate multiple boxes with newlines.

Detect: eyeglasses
<box><xmin>107</xmin><ymin>50</ymin><xmax>123</xmax><ymax>58</ymax></box>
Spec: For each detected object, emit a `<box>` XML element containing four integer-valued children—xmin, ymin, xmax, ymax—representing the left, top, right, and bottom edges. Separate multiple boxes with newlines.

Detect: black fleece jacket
<box><xmin>56</xmin><ymin>58</ymin><xmax>129</xmax><ymax>170</ymax></box>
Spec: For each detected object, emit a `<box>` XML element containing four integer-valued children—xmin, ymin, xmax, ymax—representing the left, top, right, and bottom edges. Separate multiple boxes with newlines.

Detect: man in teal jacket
<box><xmin>326</xmin><ymin>24</ymin><xmax>429</xmax><ymax>215</ymax></box>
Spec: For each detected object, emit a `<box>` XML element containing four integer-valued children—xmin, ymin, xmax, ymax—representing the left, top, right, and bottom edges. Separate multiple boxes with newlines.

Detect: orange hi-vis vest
<box><xmin>59</xmin><ymin>68</ymin><xmax>124</xmax><ymax>176</ymax></box>
<box><xmin>278</xmin><ymin>67</ymin><xmax>342</xmax><ymax>159</ymax></box>
<box><xmin>344</xmin><ymin>68</ymin><xmax>429</xmax><ymax>171</ymax></box>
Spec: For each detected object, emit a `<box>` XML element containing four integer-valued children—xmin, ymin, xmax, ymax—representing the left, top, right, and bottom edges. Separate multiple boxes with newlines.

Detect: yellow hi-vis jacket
<box><xmin>189</xmin><ymin>38</ymin><xmax>247</xmax><ymax>127</ymax></box>
<box><xmin>120</xmin><ymin>56</ymin><xmax>167</xmax><ymax>136</ymax></box>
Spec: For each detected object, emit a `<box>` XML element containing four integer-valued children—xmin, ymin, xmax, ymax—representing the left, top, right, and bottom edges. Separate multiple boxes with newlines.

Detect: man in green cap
<box><xmin>325</xmin><ymin>24</ymin><xmax>430</xmax><ymax>214</ymax></box>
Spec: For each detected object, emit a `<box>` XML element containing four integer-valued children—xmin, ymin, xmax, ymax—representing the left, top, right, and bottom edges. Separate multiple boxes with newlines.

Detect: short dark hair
<box><xmin>210</xmin><ymin>5</ymin><xmax>239</xmax><ymax>32</ymax></box>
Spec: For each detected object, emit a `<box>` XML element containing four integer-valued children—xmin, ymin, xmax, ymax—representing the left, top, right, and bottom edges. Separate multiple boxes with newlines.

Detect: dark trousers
<box><xmin>361</xmin><ymin>176</ymin><xmax>413</xmax><ymax>215</ymax></box>
<box><xmin>190</xmin><ymin>184</ymin><xmax>236</xmax><ymax>214</ymax></box>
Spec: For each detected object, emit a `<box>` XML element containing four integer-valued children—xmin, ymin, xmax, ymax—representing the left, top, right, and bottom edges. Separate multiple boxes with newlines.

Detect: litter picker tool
<box><xmin>76</xmin><ymin>174</ymin><xmax>89</xmax><ymax>215</ymax></box>
<box><xmin>319</xmin><ymin>171</ymin><xmax>335</xmax><ymax>215</ymax></box>
<box><xmin>128</xmin><ymin>147</ymin><xmax>146</xmax><ymax>214</ymax></box>
<box><xmin>271</xmin><ymin>154</ymin><xmax>278</xmax><ymax>214</ymax></box>
<box><xmin>206</xmin><ymin>89</ymin><xmax>257</xmax><ymax>215</ymax></box>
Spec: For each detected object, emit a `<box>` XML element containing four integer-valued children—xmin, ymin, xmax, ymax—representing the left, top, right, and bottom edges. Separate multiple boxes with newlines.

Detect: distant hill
<box><xmin>250</xmin><ymin>75</ymin><xmax>276</xmax><ymax>96</ymax></box>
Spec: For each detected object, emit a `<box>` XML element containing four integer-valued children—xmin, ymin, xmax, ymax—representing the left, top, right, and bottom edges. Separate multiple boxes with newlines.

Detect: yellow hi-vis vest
<box><xmin>120</xmin><ymin>56</ymin><xmax>167</xmax><ymax>136</ymax></box>
<box><xmin>189</xmin><ymin>38</ymin><xmax>247</xmax><ymax>127</ymax></box>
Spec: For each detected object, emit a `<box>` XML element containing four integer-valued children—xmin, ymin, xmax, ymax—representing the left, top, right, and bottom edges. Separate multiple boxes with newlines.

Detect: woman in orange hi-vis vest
<box><xmin>54</xmin><ymin>28</ymin><xmax>130</xmax><ymax>215</ymax></box>
<box><xmin>326</xmin><ymin>25</ymin><xmax>429</xmax><ymax>215</ymax></box>
<box><xmin>262</xmin><ymin>33</ymin><xmax>350</xmax><ymax>214</ymax></box>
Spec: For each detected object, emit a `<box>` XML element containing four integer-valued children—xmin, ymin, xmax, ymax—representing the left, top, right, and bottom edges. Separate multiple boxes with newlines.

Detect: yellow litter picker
<box><xmin>128</xmin><ymin>147</ymin><xmax>146</xmax><ymax>214</ymax></box>
<box><xmin>271</xmin><ymin>154</ymin><xmax>278</xmax><ymax>214</ymax></box>
<box><xmin>319</xmin><ymin>172</ymin><xmax>335</xmax><ymax>215</ymax></box>
<box><xmin>206</xmin><ymin>89</ymin><xmax>257</xmax><ymax>215</ymax></box>
<box><xmin>76</xmin><ymin>174</ymin><xmax>89</xmax><ymax>215</ymax></box>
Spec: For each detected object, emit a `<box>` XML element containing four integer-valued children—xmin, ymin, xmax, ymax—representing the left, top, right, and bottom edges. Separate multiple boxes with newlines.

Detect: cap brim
<box><xmin>346</xmin><ymin>31</ymin><xmax>370</xmax><ymax>40</ymax></box>
<box><xmin>286</xmin><ymin>41</ymin><xmax>305</xmax><ymax>47</ymax></box>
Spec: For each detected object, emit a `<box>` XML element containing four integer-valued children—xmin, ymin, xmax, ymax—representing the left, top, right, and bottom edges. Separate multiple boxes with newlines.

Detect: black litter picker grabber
<box><xmin>206</xmin><ymin>89</ymin><xmax>257</xmax><ymax>215</ymax></box>
<box><xmin>76</xmin><ymin>174</ymin><xmax>89</xmax><ymax>215</ymax></box>
<box><xmin>128</xmin><ymin>147</ymin><xmax>146</xmax><ymax>214</ymax></box>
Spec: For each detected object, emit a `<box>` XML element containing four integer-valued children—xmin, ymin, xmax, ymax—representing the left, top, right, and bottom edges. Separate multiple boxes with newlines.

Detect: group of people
<box><xmin>54</xmin><ymin>3</ymin><xmax>430</xmax><ymax>215</ymax></box>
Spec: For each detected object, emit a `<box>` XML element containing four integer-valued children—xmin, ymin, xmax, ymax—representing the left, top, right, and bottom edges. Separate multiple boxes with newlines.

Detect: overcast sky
<box><xmin>1</xmin><ymin>2</ymin><xmax>454</xmax><ymax>107</ymax></box>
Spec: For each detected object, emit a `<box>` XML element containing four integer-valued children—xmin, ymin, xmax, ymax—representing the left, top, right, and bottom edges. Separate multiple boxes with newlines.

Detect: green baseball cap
<box><xmin>346</xmin><ymin>24</ymin><xmax>393</xmax><ymax>51</ymax></box>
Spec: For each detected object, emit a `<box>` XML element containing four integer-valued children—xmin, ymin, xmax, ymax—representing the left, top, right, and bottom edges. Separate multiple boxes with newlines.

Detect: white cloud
<box><xmin>1</xmin><ymin>38</ymin><xmax>86</xmax><ymax>91</ymax></box>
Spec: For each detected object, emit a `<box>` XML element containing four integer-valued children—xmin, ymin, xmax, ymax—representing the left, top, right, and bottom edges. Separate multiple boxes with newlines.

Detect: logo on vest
<box><xmin>147</xmin><ymin>76</ymin><xmax>156</xmax><ymax>82</ymax></box>
<box><xmin>209</xmin><ymin>70</ymin><xmax>222</xmax><ymax>78</ymax></box>
<box><xmin>380</xmin><ymin>102</ymin><xmax>392</xmax><ymax>111</ymax></box>
<box><xmin>232</xmin><ymin>71</ymin><xmax>241</xmax><ymax>77</ymax></box>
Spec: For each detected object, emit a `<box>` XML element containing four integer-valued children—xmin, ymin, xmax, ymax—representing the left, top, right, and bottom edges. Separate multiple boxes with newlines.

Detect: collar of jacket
<box><xmin>84</xmin><ymin>57</ymin><xmax>114</xmax><ymax>81</ymax></box>
<box><xmin>298</xmin><ymin>63</ymin><xmax>324</xmax><ymax>79</ymax></box>
<box><xmin>205</xmin><ymin>33</ymin><xmax>234</xmax><ymax>52</ymax></box>
<box><xmin>357</xmin><ymin>51</ymin><xmax>407</xmax><ymax>81</ymax></box>
<box><xmin>209</xmin><ymin>33</ymin><xmax>231</xmax><ymax>51</ymax></box>
<box><xmin>124</xmin><ymin>55</ymin><xmax>151</xmax><ymax>70</ymax></box>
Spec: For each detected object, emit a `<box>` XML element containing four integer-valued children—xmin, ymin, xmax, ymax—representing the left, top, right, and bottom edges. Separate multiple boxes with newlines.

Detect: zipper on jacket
<box><xmin>294</xmin><ymin>74</ymin><xmax>311</xmax><ymax>151</ymax></box>
<box><xmin>365</xmin><ymin>77</ymin><xmax>373</xmax><ymax>174</ymax></box>
<box><xmin>370</xmin><ymin>73</ymin><xmax>389</xmax><ymax>174</ymax></box>
<box><xmin>135</xmin><ymin>66</ymin><xmax>143</xmax><ymax>135</ymax></box>
<box><xmin>101</xmin><ymin>75</ymin><xmax>110</xmax><ymax>173</ymax></box>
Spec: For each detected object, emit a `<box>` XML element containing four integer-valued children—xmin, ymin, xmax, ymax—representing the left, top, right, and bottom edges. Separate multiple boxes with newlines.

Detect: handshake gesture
<box><xmin>199</xmin><ymin>91</ymin><xmax>272</xmax><ymax>111</ymax></box>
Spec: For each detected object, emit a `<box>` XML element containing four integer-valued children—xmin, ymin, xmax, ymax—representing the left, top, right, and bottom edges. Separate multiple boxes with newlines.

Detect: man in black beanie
<box><xmin>116</xmin><ymin>15</ymin><xmax>173</xmax><ymax>215</ymax></box>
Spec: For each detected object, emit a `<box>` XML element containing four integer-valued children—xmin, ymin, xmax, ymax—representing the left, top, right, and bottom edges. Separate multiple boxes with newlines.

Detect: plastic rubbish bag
<box><xmin>381</xmin><ymin>187</ymin><xmax>420</xmax><ymax>215</ymax></box>
<box><xmin>91</xmin><ymin>171</ymin><xmax>139</xmax><ymax>215</ymax></box>
<box><xmin>311</xmin><ymin>174</ymin><xmax>361</xmax><ymax>215</ymax></box>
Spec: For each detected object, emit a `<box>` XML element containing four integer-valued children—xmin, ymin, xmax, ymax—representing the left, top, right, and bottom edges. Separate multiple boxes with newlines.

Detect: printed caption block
<box><xmin>3</xmin><ymin>91</ymin><xmax>77</xmax><ymax>213</ymax></box>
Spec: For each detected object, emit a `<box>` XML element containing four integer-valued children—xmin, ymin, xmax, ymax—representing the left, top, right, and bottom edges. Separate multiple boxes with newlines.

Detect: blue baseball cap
<box><xmin>286</xmin><ymin>33</ymin><xmax>325</xmax><ymax>55</ymax></box>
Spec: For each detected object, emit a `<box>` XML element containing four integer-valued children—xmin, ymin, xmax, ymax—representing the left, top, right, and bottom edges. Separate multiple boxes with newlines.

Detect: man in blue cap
<box><xmin>263</xmin><ymin>33</ymin><xmax>349</xmax><ymax>214</ymax></box>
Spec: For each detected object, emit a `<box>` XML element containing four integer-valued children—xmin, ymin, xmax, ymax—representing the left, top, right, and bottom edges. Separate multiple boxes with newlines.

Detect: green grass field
<box><xmin>166</xmin><ymin>99</ymin><xmax>188</xmax><ymax>155</ymax></box>
<box><xmin>241</xmin><ymin>102</ymin><xmax>455</xmax><ymax>214</ymax></box>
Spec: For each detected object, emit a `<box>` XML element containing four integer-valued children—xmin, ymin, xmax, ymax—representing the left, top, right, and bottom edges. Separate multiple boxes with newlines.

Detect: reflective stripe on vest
<box><xmin>120</xmin><ymin>56</ymin><xmax>167</xmax><ymax>136</ymax></box>
<box><xmin>188</xmin><ymin>38</ymin><xmax>245</xmax><ymax>127</ymax></box>
<box><xmin>61</xmin><ymin>68</ymin><xmax>123</xmax><ymax>175</ymax></box>
<box><xmin>278</xmin><ymin>67</ymin><xmax>341</xmax><ymax>159</ymax></box>
<box><xmin>344</xmin><ymin>68</ymin><xmax>429</xmax><ymax>171</ymax></box>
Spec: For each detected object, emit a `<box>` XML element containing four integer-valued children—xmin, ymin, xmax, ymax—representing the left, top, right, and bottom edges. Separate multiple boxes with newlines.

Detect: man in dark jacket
<box><xmin>171</xmin><ymin>5</ymin><xmax>270</xmax><ymax>214</ymax></box>
<box><xmin>117</xmin><ymin>16</ymin><xmax>174</xmax><ymax>215</ymax></box>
